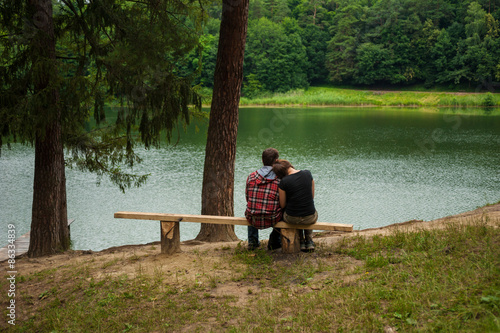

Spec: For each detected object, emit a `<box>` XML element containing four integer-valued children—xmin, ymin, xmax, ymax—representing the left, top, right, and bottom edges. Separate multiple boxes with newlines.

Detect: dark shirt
<box><xmin>278</xmin><ymin>170</ymin><xmax>315</xmax><ymax>217</ymax></box>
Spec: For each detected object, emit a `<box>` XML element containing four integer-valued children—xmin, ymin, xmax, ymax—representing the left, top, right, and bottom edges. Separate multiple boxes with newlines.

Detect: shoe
<box><xmin>267</xmin><ymin>242</ymin><xmax>282</xmax><ymax>250</ymax></box>
<box><xmin>248</xmin><ymin>243</ymin><xmax>259</xmax><ymax>251</ymax></box>
<box><xmin>300</xmin><ymin>242</ymin><xmax>306</xmax><ymax>251</ymax></box>
<box><xmin>305</xmin><ymin>240</ymin><xmax>315</xmax><ymax>251</ymax></box>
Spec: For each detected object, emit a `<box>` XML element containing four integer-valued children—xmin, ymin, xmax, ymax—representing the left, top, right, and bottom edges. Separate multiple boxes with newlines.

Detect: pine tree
<box><xmin>1</xmin><ymin>0</ymin><xmax>204</xmax><ymax>256</ymax></box>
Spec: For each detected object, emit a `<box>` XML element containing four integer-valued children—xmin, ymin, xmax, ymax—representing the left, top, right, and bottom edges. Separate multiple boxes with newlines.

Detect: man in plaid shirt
<box><xmin>245</xmin><ymin>148</ymin><xmax>282</xmax><ymax>250</ymax></box>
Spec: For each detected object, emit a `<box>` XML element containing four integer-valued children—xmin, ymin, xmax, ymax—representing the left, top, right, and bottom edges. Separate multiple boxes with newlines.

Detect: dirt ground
<box><xmin>1</xmin><ymin>203</ymin><xmax>498</xmax><ymax>332</ymax></box>
<box><xmin>4</xmin><ymin>203</ymin><xmax>500</xmax><ymax>301</ymax></box>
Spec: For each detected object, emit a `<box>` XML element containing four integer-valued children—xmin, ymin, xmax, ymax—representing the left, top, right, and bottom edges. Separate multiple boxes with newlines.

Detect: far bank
<box><xmin>201</xmin><ymin>86</ymin><xmax>500</xmax><ymax>108</ymax></box>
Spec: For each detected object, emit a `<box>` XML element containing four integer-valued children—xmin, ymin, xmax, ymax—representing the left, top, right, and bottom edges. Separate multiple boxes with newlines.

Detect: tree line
<box><xmin>188</xmin><ymin>0</ymin><xmax>500</xmax><ymax>95</ymax></box>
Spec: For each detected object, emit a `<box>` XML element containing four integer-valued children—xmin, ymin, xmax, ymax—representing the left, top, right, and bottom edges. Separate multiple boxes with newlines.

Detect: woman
<box><xmin>273</xmin><ymin>159</ymin><xmax>318</xmax><ymax>251</ymax></box>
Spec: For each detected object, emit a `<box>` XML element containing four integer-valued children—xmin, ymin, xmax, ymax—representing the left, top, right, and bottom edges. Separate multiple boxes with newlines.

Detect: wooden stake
<box><xmin>281</xmin><ymin>228</ymin><xmax>300</xmax><ymax>253</ymax></box>
<box><xmin>160</xmin><ymin>221</ymin><xmax>180</xmax><ymax>254</ymax></box>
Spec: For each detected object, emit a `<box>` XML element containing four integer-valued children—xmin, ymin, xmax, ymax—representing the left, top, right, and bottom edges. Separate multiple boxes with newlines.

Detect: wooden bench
<box><xmin>114</xmin><ymin>212</ymin><xmax>353</xmax><ymax>254</ymax></box>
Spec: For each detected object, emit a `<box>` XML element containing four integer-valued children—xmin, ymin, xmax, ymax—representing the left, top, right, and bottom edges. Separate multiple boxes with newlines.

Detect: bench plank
<box><xmin>114</xmin><ymin>211</ymin><xmax>353</xmax><ymax>232</ymax></box>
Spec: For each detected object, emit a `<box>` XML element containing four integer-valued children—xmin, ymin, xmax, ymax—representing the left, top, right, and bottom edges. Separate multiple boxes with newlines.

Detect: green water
<box><xmin>1</xmin><ymin>107</ymin><xmax>499</xmax><ymax>250</ymax></box>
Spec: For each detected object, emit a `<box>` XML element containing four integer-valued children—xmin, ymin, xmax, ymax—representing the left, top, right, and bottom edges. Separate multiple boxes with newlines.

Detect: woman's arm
<box><xmin>279</xmin><ymin>188</ymin><xmax>287</xmax><ymax>209</ymax></box>
<box><xmin>311</xmin><ymin>180</ymin><xmax>315</xmax><ymax>199</ymax></box>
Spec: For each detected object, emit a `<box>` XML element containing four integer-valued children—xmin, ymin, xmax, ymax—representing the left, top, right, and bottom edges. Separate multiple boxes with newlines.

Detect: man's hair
<box><xmin>262</xmin><ymin>148</ymin><xmax>279</xmax><ymax>166</ymax></box>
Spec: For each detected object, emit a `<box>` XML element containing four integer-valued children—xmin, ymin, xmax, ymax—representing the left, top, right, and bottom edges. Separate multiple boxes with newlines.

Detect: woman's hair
<box><xmin>273</xmin><ymin>159</ymin><xmax>292</xmax><ymax>179</ymax></box>
<box><xmin>262</xmin><ymin>148</ymin><xmax>279</xmax><ymax>166</ymax></box>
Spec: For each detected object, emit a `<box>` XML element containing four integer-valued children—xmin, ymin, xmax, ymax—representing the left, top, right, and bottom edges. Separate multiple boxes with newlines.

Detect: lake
<box><xmin>1</xmin><ymin>107</ymin><xmax>499</xmax><ymax>251</ymax></box>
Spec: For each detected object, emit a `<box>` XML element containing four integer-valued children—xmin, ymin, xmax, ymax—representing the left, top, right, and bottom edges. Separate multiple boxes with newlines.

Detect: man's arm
<box><xmin>312</xmin><ymin>180</ymin><xmax>315</xmax><ymax>199</ymax></box>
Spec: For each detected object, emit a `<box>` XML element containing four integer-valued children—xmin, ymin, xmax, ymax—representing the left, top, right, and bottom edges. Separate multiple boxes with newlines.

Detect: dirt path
<box><xmin>6</xmin><ymin>203</ymin><xmax>499</xmax><ymax>278</ymax></box>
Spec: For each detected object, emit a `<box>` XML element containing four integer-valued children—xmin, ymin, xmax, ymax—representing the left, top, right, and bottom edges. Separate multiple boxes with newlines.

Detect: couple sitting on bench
<box><xmin>245</xmin><ymin>148</ymin><xmax>318</xmax><ymax>252</ymax></box>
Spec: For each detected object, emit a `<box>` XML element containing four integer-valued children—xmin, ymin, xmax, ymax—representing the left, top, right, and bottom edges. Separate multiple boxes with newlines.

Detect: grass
<box><xmin>1</xmin><ymin>218</ymin><xmax>499</xmax><ymax>332</ymax></box>
<box><xmin>236</xmin><ymin>87</ymin><xmax>500</xmax><ymax>108</ymax></box>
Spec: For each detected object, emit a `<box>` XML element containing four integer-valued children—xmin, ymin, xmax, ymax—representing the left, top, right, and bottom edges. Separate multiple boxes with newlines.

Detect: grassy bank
<box><xmin>236</xmin><ymin>87</ymin><xmax>500</xmax><ymax>107</ymax></box>
<box><xmin>2</xmin><ymin>217</ymin><xmax>499</xmax><ymax>332</ymax></box>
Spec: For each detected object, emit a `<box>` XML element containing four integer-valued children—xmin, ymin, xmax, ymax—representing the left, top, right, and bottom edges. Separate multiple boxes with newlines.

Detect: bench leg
<box><xmin>160</xmin><ymin>221</ymin><xmax>181</xmax><ymax>255</ymax></box>
<box><xmin>281</xmin><ymin>228</ymin><xmax>300</xmax><ymax>253</ymax></box>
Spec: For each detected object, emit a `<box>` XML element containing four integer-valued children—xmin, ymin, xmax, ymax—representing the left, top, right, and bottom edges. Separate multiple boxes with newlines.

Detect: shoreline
<box><xmin>107</xmin><ymin>87</ymin><xmax>500</xmax><ymax>110</ymax></box>
<box><xmin>4</xmin><ymin>202</ymin><xmax>498</xmax><ymax>262</ymax></box>
<box><xmin>236</xmin><ymin>104</ymin><xmax>500</xmax><ymax>109</ymax></box>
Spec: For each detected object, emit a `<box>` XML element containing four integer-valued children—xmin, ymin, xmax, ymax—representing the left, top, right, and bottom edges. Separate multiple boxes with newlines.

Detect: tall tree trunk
<box><xmin>29</xmin><ymin>121</ymin><xmax>69</xmax><ymax>257</ymax></box>
<box><xmin>27</xmin><ymin>0</ymin><xmax>70</xmax><ymax>257</ymax></box>
<box><xmin>196</xmin><ymin>0</ymin><xmax>250</xmax><ymax>242</ymax></box>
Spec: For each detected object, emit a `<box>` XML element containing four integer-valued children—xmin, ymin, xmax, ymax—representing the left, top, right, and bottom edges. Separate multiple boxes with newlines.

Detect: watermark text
<box><xmin>6</xmin><ymin>224</ymin><xmax>17</xmax><ymax>326</ymax></box>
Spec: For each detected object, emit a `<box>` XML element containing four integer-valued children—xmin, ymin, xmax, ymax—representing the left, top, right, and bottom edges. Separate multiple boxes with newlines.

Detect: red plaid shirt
<box><xmin>245</xmin><ymin>170</ymin><xmax>283</xmax><ymax>229</ymax></box>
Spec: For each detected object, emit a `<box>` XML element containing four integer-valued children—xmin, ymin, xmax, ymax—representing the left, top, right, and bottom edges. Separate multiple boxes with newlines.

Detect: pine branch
<box><xmin>56</xmin><ymin>56</ymin><xmax>79</xmax><ymax>60</ymax></box>
<box><xmin>0</xmin><ymin>33</ymin><xmax>23</xmax><ymax>38</ymax></box>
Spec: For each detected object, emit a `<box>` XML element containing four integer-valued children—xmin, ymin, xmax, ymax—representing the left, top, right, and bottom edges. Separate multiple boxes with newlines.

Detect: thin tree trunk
<box><xmin>27</xmin><ymin>0</ymin><xmax>70</xmax><ymax>257</ymax></box>
<box><xmin>196</xmin><ymin>0</ymin><xmax>250</xmax><ymax>242</ymax></box>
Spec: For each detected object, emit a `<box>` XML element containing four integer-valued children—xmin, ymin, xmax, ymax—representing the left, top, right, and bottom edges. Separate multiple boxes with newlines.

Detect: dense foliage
<box><xmin>0</xmin><ymin>0</ymin><xmax>204</xmax><ymax>189</ymax></box>
<box><xmin>191</xmin><ymin>0</ymin><xmax>500</xmax><ymax>94</ymax></box>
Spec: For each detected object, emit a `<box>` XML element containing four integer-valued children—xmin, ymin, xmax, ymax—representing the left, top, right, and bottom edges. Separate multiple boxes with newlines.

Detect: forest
<box><xmin>187</xmin><ymin>0</ymin><xmax>500</xmax><ymax>96</ymax></box>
